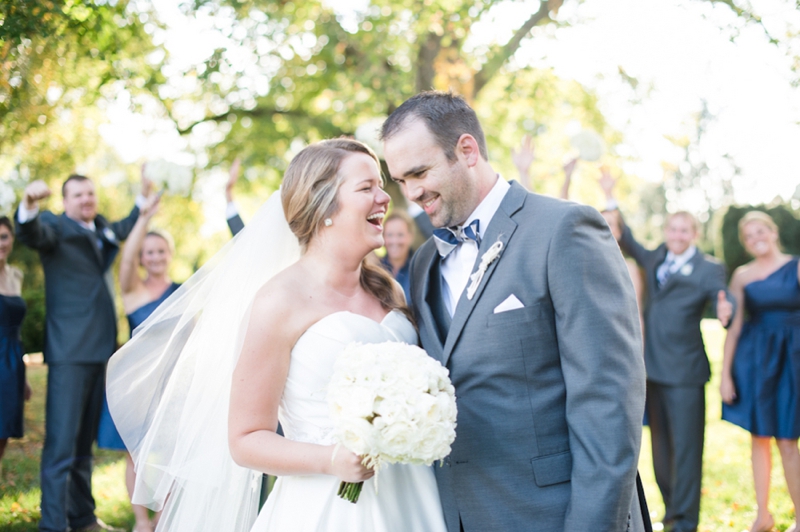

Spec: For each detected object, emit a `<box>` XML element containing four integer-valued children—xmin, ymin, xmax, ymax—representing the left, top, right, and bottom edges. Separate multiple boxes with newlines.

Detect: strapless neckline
<box><xmin>305</xmin><ymin>309</ymin><xmax>401</xmax><ymax>335</ymax></box>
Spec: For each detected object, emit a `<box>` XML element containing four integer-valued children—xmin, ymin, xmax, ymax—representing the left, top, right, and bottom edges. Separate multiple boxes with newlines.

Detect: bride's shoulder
<box><xmin>248</xmin><ymin>265</ymin><xmax>315</xmax><ymax>342</ymax></box>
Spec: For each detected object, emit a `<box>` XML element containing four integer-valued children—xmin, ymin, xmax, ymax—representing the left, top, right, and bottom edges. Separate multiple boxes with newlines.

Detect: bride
<box><xmin>106</xmin><ymin>139</ymin><xmax>447</xmax><ymax>531</ymax></box>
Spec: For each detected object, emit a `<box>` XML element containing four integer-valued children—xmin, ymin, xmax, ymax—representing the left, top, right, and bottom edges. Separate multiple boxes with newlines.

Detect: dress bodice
<box><xmin>743</xmin><ymin>258</ymin><xmax>800</xmax><ymax>326</ymax></box>
<box><xmin>127</xmin><ymin>282</ymin><xmax>180</xmax><ymax>336</ymax></box>
<box><xmin>278</xmin><ymin>310</ymin><xmax>417</xmax><ymax>446</ymax></box>
<box><xmin>0</xmin><ymin>294</ymin><xmax>26</xmax><ymax>338</ymax></box>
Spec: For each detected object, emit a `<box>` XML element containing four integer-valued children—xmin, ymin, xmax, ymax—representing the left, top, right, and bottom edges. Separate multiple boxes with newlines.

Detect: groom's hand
<box><xmin>327</xmin><ymin>446</ymin><xmax>375</xmax><ymax>482</ymax></box>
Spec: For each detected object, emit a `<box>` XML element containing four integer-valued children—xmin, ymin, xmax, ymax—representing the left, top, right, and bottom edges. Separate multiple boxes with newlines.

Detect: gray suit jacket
<box><xmin>619</xmin><ymin>223</ymin><xmax>732</xmax><ymax>385</ymax></box>
<box><xmin>16</xmin><ymin>207</ymin><xmax>140</xmax><ymax>365</ymax></box>
<box><xmin>411</xmin><ymin>182</ymin><xmax>646</xmax><ymax>531</ymax></box>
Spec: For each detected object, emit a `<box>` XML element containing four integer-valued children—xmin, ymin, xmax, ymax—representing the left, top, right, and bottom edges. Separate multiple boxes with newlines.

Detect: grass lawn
<box><xmin>1</xmin><ymin>320</ymin><xmax>796</xmax><ymax>531</ymax></box>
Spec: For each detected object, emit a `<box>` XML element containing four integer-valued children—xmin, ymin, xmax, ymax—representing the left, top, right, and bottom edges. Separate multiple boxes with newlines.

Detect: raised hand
<box><xmin>716</xmin><ymin>290</ymin><xmax>733</xmax><ymax>327</ymax></box>
<box><xmin>140</xmin><ymin>163</ymin><xmax>154</xmax><ymax>198</ymax></box>
<box><xmin>598</xmin><ymin>165</ymin><xmax>617</xmax><ymax>200</ymax></box>
<box><xmin>511</xmin><ymin>136</ymin><xmax>535</xmax><ymax>190</ymax></box>
<box><xmin>559</xmin><ymin>157</ymin><xmax>578</xmax><ymax>200</ymax></box>
<box><xmin>563</xmin><ymin>158</ymin><xmax>578</xmax><ymax>180</ymax></box>
<box><xmin>327</xmin><ymin>446</ymin><xmax>374</xmax><ymax>483</ymax></box>
<box><xmin>23</xmin><ymin>180</ymin><xmax>52</xmax><ymax>210</ymax></box>
<box><xmin>226</xmin><ymin>158</ymin><xmax>242</xmax><ymax>203</ymax></box>
<box><xmin>141</xmin><ymin>191</ymin><xmax>161</xmax><ymax>219</ymax></box>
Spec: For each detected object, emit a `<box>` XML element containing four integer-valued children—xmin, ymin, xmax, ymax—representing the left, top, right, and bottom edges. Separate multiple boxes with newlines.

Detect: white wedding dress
<box><xmin>251</xmin><ymin>310</ymin><xmax>447</xmax><ymax>532</ymax></box>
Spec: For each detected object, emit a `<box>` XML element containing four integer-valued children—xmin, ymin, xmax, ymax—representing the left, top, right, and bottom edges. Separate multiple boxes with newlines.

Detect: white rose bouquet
<box><xmin>327</xmin><ymin>341</ymin><xmax>457</xmax><ymax>503</ymax></box>
<box><xmin>143</xmin><ymin>160</ymin><xmax>194</xmax><ymax>196</ymax></box>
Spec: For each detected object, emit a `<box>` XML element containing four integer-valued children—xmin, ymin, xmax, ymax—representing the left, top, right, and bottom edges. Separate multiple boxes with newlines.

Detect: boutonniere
<box><xmin>466</xmin><ymin>240</ymin><xmax>504</xmax><ymax>300</ymax></box>
<box><xmin>680</xmin><ymin>263</ymin><xmax>693</xmax><ymax>276</ymax></box>
<box><xmin>102</xmin><ymin>227</ymin><xmax>117</xmax><ymax>243</ymax></box>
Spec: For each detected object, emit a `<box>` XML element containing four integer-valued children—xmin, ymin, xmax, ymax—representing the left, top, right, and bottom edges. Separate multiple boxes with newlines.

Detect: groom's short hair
<box><xmin>381</xmin><ymin>91</ymin><xmax>489</xmax><ymax>162</ymax></box>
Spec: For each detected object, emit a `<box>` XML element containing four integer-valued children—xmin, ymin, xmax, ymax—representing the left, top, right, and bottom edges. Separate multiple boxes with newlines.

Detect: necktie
<box><xmin>657</xmin><ymin>258</ymin><xmax>675</xmax><ymax>288</ymax></box>
<box><xmin>433</xmin><ymin>220</ymin><xmax>481</xmax><ymax>259</ymax></box>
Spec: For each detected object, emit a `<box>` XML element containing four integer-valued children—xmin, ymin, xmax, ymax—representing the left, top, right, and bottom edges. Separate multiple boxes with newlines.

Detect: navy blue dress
<box><xmin>380</xmin><ymin>253</ymin><xmax>413</xmax><ymax>305</ymax></box>
<box><xmin>0</xmin><ymin>294</ymin><xmax>27</xmax><ymax>439</ymax></box>
<box><xmin>723</xmin><ymin>258</ymin><xmax>800</xmax><ymax>439</ymax></box>
<box><xmin>98</xmin><ymin>283</ymin><xmax>180</xmax><ymax>450</ymax></box>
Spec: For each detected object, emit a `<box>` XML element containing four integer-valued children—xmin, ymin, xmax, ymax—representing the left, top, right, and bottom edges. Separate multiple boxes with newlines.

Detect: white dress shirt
<box><xmin>441</xmin><ymin>176</ymin><xmax>510</xmax><ymax>316</ymax></box>
<box><xmin>658</xmin><ymin>245</ymin><xmax>697</xmax><ymax>283</ymax></box>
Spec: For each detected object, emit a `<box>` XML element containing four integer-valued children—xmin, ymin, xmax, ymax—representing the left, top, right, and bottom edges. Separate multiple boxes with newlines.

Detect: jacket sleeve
<box><xmin>15</xmin><ymin>207</ymin><xmax>58</xmax><ymax>252</ymax></box>
<box><xmin>227</xmin><ymin>214</ymin><xmax>245</xmax><ymax>237</ymax></box>
<box><xmin>706</xmin><ymin>261</ymin><xmax>737</xmax><ymax>329</ymax></box>
<box><xmin>109</xmin><ymin>206</ymin><xmax>141</xmax><ymax>241</ymax></box>
<box><xmin>618</xmin><ymin>213</ymin><xmax>654</xmax><ymax>268</ymax></box>
<box><xmin>548</xmin><ymin>205</ymin><xmax>645</xmax><ymax>530</ymax></box>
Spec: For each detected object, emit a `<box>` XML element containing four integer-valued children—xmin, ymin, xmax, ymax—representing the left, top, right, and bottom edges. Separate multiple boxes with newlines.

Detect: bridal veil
<box><xmin>106</xmin><ymin>190</ymin><xmax>301</xmax><ymax>531</ymax></box>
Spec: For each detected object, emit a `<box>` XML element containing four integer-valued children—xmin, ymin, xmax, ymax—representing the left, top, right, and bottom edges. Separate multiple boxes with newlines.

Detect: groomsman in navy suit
<box><xmin>17</xmin><ymin>175</ymin><xmax>147</xmax><ymax>532</ymax></box>
<box><xmin>605</xmin><ymin>179</ymin><xmax>735</xmax><ymax>532</ymax></box>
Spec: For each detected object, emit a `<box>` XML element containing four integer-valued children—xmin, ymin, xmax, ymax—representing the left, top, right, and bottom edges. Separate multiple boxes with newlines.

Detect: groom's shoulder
<box><xmin>512</xmin><ymin>188</ymin><xmax>596</xmax><ymax>227</ymax></box>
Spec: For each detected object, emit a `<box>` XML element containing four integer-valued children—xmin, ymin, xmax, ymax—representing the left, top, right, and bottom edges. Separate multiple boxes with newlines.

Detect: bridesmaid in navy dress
<box><xmin>721</xmin><ymin>211</ymin><xmax>800</xmax><ymax>532</ymax></box>
<box><xmin>97</xmin><ymin>191</ymin><xmax>177</xmax><ymax>532</ymax></box>
<box><xmin>0</xmin><ymin>216</ymin><xmax>30</xmax><ymax>469</ymax></box>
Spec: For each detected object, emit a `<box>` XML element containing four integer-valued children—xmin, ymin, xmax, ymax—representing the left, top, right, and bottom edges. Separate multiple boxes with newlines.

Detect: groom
<box><xmin>382</xmin><ymin>92</ymin><xmax>648</xmax><ymax>531</ymax></box>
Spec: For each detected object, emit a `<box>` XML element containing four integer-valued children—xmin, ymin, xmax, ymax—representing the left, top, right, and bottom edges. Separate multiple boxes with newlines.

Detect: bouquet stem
<box><xmin>337</xmin><ymin>481</ymin><xmax>363</xmax><ymax>503</ymax></box>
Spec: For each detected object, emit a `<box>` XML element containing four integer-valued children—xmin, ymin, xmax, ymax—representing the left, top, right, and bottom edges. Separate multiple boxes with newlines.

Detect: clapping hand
<box><xmin>226</xmin><ymin>158</ymin><xmax>242</xmax><ymax>203</ymax></box>
<box><xmin>23</xmin><ymin>180</ymin><xmax>52</xmax><ymax>210</ymax></box>
<box><xmin>716</xmin><ymin>290</ymin><xmax>733</xmax><ymax>327</ymax></box>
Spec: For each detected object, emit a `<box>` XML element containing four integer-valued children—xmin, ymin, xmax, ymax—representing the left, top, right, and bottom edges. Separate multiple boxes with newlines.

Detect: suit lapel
<box><xmin>655</xmin><ymin>249</ymin><xmax>703</xmax><ymax>298</ymax></box>
<box><xmin>441</xmin><ymin>181</ymin><xmax>525</xmax><ymax>366</ymax></box>
<box><xmin>415</xmin><ymin>245</ymin><xmax>446</xmax><ymax>361</ymax></box>
<box><xmin>62</xmin><ymin>214</ymin><xmax>104</xmax><ymax>266</ymax></box>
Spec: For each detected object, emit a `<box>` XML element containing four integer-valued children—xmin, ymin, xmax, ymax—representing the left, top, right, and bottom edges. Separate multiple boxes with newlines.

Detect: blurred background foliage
<box><xmin>1</xmin><ymin>0</ymin><xmax>797</xmax><ymax>350</ymax></box>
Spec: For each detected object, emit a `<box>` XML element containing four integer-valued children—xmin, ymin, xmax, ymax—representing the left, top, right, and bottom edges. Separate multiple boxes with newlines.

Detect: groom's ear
<box><xmin>455</xmin><ymin>134</ymin><xmax>481</xmax><ymax>168</ymax></box>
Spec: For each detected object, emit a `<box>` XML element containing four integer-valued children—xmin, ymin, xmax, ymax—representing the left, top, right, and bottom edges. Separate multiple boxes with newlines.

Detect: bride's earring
<box><xmin>324</xmin><ymin>218</ymin><xmax>333</xmax><ymax>227</ymax></box>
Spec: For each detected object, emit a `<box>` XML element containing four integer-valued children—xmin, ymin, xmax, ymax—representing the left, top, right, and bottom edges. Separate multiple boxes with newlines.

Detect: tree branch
<box><xmin>706</xmin><ymin>0</ymin><xmax>779</xmax><ymax>45</ymax></box>
<box><xmin>472</xmin><ymin>1</ymin><xmax>550</xmax><ymax>97</ymax></box>
<box><xmin>176</xmin><ymin>106</ymin><xmax>311</xmax><ymax>135</ymax></box>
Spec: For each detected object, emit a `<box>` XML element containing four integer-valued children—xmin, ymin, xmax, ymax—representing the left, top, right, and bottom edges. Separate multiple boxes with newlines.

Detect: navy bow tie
<box><xmin>433</xmin><ymin>220</ymin><xmax>481</xmax><ymax>258</ymax></box>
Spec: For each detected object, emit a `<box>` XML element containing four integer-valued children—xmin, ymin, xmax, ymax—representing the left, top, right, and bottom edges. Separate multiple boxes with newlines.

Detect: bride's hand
<box><xmin>326</xmin><ymin>446</ymin><xmax>375</xmax><ymax>482</ymax></box>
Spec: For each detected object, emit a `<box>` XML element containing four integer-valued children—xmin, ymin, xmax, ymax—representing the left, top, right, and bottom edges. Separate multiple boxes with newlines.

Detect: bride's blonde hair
<box><xmin>282</xmin><ymin>138</ymin><xmax>412</xmax><ymax>320</ymax></box>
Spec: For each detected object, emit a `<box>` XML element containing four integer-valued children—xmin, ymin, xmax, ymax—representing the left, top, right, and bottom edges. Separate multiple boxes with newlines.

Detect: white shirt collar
<box><xmin>72</xmin><ymin>218</ymin><xmax>96</xmax><ymax>232</ymax></box>
<box><xmin>665</xmin><ymin>245</ymin><xmax>697</xmax><ymax>269</ymax></box>
<box><xmin>460</xmin><ymin>175</ymin><xmax>510</xmax><ymax>239</ymax></box>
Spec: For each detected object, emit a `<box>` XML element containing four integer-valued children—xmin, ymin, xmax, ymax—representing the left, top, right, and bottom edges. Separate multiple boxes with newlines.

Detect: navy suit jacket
<box><xmin>16</xmin><ymin>207</ymin><xmax>139</xmax><ymax>364</ymax></box>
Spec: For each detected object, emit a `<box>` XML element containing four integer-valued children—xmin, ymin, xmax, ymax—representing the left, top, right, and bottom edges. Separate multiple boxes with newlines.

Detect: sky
<box><xmin>97</xmin><ymin>0</ymin><xmax>800</xmax><ymax>232</ymax></box>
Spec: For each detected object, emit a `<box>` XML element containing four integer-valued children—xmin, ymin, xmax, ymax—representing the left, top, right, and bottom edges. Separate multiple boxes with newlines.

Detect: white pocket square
<box><xmin>493</xmin><ymin>294</ymin><xmax>524</xmax><ymax>314</ymax></box>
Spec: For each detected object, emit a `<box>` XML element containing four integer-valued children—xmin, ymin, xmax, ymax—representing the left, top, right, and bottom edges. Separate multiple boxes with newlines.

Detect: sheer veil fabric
<box><xmin>106</xmin><ymin>191</ymin><xmax>301</xmax><ymax>531</ymax></box>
